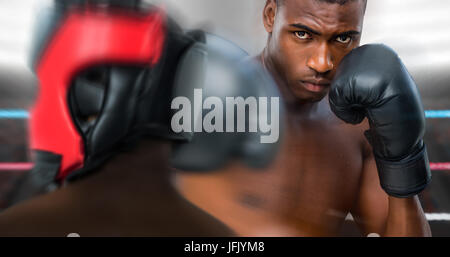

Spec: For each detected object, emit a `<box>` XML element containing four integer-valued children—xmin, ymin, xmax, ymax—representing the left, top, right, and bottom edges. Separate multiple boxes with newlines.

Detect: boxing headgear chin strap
<box><xmin>30</xmin><ymin>8</ymin><xmax>166</xmax><ymax>182</ymax></box>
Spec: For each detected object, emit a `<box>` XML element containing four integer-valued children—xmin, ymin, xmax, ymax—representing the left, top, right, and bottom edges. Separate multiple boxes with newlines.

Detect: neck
<box><xmin>260</xmin><ymin>48</ymin><xmax>321</xmax><ymax>116</ymax></box>
<box><xmin>84</xmin><ymin>139</ymin><xmax>174</xmax><ymax>192</ymax></box>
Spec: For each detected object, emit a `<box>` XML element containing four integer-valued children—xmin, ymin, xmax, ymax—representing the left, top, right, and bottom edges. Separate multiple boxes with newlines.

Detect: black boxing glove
<box><xmin>329</xmin><ymin>44</ymin><xmax>431</xmax><ymax>198</ymax></box>
<box><xmin>170</xmin><ymin>33</ymin><xmax>283</xmax><ymax>171</ymax></box>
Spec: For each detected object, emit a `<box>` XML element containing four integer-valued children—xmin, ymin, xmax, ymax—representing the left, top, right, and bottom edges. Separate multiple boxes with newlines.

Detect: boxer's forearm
<box><xmin>383</xmin><ymin>196</ymin><xmax>431</xmax><ymax>237</ymax></box>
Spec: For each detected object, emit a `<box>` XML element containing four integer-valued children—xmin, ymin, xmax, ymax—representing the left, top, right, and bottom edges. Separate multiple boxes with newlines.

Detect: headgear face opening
<box><xmin>29</xmin><ymin>2</ymin><xmax>196</xmax><ymax>183</ymax></box>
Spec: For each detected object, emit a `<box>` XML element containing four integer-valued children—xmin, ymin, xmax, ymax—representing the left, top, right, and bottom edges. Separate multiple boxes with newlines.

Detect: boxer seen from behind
<box><xmin>177</xmin><ymin>0</ymin><xmax>432</xmax><ymax>237</ymax></box>
<box><xmin>0</xmin><ymin>0</ymin><xmax>275</xmax><ymax>236</ymax></box>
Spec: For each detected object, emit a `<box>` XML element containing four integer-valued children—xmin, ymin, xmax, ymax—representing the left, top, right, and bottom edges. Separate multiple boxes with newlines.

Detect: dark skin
<box><xmin>177</xmin><ymin>0</ymin><xmax>431</xmax><ymax>236</ymax></box>
<box><xmin>0</xmin><ymin>140</ymin><xmax>233</xmax><ymax>236</ymax></box>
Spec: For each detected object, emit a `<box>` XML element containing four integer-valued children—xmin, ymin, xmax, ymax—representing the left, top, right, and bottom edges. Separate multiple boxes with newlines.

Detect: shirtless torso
<box><xmin>177</xmin><ymin>96</ymin><xmax>372</xmax><ymax>236</ymax></box>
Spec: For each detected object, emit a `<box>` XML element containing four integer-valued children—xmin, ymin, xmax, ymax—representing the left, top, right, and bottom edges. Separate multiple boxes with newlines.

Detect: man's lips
<box><xmin>299</xmin><ymin>80</ymin><xmax>331</xmax><ymax>93</ymax></box>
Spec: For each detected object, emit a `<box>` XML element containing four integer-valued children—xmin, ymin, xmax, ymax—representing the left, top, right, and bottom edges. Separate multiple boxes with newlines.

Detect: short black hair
<box><xmin>277</xmin><ymin>0</ymin><xmax>367</xmax><ymax>10</ymax></box>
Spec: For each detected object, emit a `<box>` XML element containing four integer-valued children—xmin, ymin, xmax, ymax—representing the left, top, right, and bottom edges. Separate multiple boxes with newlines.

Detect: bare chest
<box><xmin>178</xmin><ymin>117</ymin><xmax>367</xmax><ymax>235</ymax></box>
<box><xmin>223</xmin><ymin>123</ymin><xmax>365</xmax><ymax>232</ymax></box>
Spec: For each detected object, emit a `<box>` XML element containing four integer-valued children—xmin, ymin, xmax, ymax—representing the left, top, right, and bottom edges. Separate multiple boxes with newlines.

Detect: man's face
<box><xmin>264</xmin><ymin>0</ymin><xmax>365</xmax><ymax>102</ymax></box>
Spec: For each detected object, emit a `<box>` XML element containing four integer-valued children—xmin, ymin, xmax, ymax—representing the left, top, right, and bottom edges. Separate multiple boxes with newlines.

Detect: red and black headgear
<box><xmin>28</xmin><ymin>0</ymin><xmax>200</xmax><ymax>183</ymax></box>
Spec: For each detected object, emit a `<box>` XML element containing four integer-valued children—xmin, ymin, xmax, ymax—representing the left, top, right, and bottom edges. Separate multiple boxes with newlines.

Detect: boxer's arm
<box><xmin>351</xmin><ymin>139</ymin><xmax>389</xmax><ymax>236</ymax></box>
<box><xmin>351</xmin><ymin>138</ymin><xmax>431</xmax><ymax>237</ymax></box>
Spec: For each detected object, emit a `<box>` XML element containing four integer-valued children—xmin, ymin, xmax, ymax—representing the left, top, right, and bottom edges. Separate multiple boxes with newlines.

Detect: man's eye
<box><xmin>336</xmin><ymin>35</ymin><xmax>352</xmax><ymax>44</ymax></box>
<box><xmin>294</xmin><ymin>31</ymin><xmax>311</xmax><ymax>40</ymax></box>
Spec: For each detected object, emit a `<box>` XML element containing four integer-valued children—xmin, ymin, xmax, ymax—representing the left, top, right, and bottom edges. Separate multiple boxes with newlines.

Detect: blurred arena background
<box><xmin>0</xmin><ymin>0</ymin><xmax>449</xmax><ymax>236</ymax></box>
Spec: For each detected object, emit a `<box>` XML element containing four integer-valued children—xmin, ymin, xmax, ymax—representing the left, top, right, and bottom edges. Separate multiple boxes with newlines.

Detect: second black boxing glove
<box><xmin>329</xmin><ymin>44</ymin><xmax>431</xmax><ymax>198</ymax></box>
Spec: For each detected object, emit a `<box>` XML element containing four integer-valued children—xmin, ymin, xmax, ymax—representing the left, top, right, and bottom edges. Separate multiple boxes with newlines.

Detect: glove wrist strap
<box><xmin>375</xmin><ymin>143</ymin><xmax>432</xmax><ymax>198</ymax></box>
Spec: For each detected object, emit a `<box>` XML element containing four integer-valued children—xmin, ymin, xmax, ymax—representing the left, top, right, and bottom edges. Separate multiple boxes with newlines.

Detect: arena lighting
<box><xmin>0</xmin><ymin>0</ymin><xmax>42</xmax><ymax>66</ymax></box>
<box><xmin>0</xmin><ymin>51</ymin><xmax>27</xmax><ymax>67</ymax></box>
<box><xmin>1</xmin><ymin>0</ymin><xmax>450</xmax><ymax>68</ymax></box>
<box><xmin>361</xmin><ymin>0</ymin><xmax>450</xmax><ymax>69</ymax></box>
<box><xmin>0</xmin><ymin>26</ymin><xmax>30</xmax><ymax>44</ymax></box>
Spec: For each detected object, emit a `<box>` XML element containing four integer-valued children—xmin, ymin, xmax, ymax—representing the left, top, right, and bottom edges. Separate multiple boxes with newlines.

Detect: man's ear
<box><xmin>263</xmin><ymin>0</ymin><xmax>277</xmax><ymax>33</ymax></box>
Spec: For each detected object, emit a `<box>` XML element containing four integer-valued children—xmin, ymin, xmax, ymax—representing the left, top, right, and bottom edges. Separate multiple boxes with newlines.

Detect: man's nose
<box><xmin>307</xmin><ymin>43</ymin><xmax>334</xmax><ymax>74</ymax></box>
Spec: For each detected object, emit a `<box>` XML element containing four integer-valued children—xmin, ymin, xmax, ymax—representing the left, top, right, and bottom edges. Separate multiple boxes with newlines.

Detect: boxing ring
<box><xmin>0</xmin><ymin>0</ymin><xmax>449</xmax><ymax>237</ymax></box>
<box><xmin>0</xmin><ymin>108</ymin><xmax>450</xmax><ymax>227</ymax></box>
<box><xmin>2</xmin><ymin>109</ymin><xmax>447</xmax><ymax>171</ymax></box>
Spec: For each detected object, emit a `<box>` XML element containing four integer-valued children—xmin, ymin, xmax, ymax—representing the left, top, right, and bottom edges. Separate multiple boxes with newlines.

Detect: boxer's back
<box><xmin>0</xmin><ymin>166</ymin><xmax>234</xmax><ymax>237</ymax></box>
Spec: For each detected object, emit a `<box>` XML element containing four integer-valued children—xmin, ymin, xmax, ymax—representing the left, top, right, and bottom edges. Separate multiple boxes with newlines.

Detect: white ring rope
<box><xmin>346</xmin><ymin>213</ymin><xmax>450</xmax><ymax>221</ymax></box>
